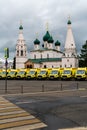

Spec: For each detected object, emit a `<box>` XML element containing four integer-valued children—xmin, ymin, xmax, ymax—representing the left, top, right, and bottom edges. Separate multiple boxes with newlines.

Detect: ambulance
<box><xmin>16</xmin><ymin>69</ymin><xmax>28</xmax><ymax>79</ymax></box>
<box><xmin>48</xmin><ymin>68</ymin><xmax>60</xmax><ymax>80</ymax></box>
<box><xmin>75</xmin><ymin>67</ymin><xmax>87</xmax><ymax>80</ymax></box>
<box><xmin>37</xmin><ymin>68</ymin><xmax>52</xmax><ymax>80</ymax></box>
<box><xmin>26</xmin><ymin>68</ymin><xmax>40</xmax><ymax>79</ymax></box>
<box><xmin>0</xmin><ymin>69</ymin><xmax>9</xmax><ymax>79</ymax></box>
<box><xmin>61</xmin><ymin>68</ymin><xmax>76</xmax><ymax>80</ymax></box>
<box><xmin>7</xmin><ymin>69</ymin><xmax>18</xmax><ymax>79</ymax></box>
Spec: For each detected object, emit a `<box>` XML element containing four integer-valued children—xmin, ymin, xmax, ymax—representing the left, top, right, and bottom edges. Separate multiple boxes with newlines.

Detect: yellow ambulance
<box><xmin>37</xmin><ymin>68</ymin><xmax>52</xmax><ymax>80</ymax></box>
<box><xmin>26</xmin><ymin>68</ymin><xmax>40</xmax><ymax>79</ymax></box>
<box><xmin>75</xmin><ymin>67</ymin><xmax>87</xmax><ymax>80</ymax></box>
<box><xmin>61</xmin><ymin>68</ymin><xmax>76</xmax><ymax>80</ymax></box>
<box><xmin>7</xmin><ymin>69</ymin><xmax>18</xmax><ymax>79</ymax></box>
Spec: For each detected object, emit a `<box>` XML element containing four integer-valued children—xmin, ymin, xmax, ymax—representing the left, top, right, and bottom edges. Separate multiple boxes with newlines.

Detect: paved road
<box><xmin>0</xmin><ymin>80</ymin><xmax>87</xmax><ymax>129</ymax></box>
<box><xmin>4</xmin><ymin>89</ymin><xmax>87</xmax><ymax>130</ymax></box>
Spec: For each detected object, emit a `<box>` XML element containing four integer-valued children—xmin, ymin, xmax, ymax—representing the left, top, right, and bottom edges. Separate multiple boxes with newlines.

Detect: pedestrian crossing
<box><xmin>0</xmin><ymin>97</ymin><xmax>47</xmax><ymax>130</ymax></box>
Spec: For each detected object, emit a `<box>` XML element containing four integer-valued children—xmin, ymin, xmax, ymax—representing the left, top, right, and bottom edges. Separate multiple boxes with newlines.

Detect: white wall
<box><xmin>34</xmin><ymin>61</ymin><xmax>62</xmax><ymax>68</ymax></box>
<box><xmin>62</xmin><ymin>57</ymin><xmax>78</xmax><ymax>68</ymax></box>
<box><xmin>30</xmin><ymin>50</ymin><xmax>62</xmax><ymax>59</ymax></box>
<box><xmin>16</xmin><ymin>57</ymin><xmax>27</xmax><ymax>69</ymax></box>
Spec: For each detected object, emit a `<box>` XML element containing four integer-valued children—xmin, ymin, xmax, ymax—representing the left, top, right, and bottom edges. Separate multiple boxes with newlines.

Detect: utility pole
<box><xmin>4</xmin><ymin>48</ymin><xmax>9</xmax><ymax>93</ymax></box>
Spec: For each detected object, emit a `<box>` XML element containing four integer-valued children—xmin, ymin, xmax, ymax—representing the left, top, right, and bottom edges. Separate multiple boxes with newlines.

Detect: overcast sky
<box><xmin>0</xmin><ymin>0</ymin><xmax>87</xmax><ymax>60</ymax></box>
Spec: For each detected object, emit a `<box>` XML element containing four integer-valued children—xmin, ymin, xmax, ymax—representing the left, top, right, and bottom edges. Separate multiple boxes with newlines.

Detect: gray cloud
<box><xmin>0</xmin><ymin>0</ymin><xmax>87</xmax><ymax>59</ymax></box>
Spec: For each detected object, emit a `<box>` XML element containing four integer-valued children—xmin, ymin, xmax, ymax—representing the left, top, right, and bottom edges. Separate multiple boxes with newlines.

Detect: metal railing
<box><xmin>0</xmin><ymin>81</ymin><xmax>87</xmax><ymax>94</ymax></box>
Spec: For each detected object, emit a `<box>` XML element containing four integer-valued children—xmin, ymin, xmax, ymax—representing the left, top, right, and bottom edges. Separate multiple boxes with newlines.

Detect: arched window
<box><xmin>67</xmin><ymin>59</ymin><xmax>69</xmax><ymax>62</ymax></box>
<box><xmin>41</xmin><ymin>54</ymin><xmax>42</xmax><ymax>59</ymax></box>
<box><xmin>47</xmin><ymin>54</ymin><xmax>49</xmax><ymax>58</ymax></box>
<box><xmin>70</xmin><ymin>64</ymin><xmax>72</xmax><ymax>67</ymax></box>
<box><xmin>44</xmin><ymin>65</ymin><xmax>47</xmax><ymax>68</ymax></box>
<box><xmin>17</xmin><ymin>50</ymin><xmax>19</xmax><ymax>56</ymax></box>
<box><xmin>21</xmin><ymin>50</ymin><xmax>23</xmax><ymax>56</ymax></box>
<box><xmin>34</xmin><ymin>54</ymin><xmax>36</xmax><ymax>59</ymax></box>
<box><xmin>45</xmin><ymin>43</ymin><xmax>47</xmax><ymax>48</ymax></box>
<box><xmin>25</xmin><ymin>51</ymin><xmax>26</xmax><ymax>56</ymax></box>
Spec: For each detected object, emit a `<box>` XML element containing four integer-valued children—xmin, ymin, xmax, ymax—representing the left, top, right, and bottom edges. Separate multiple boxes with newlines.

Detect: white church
<box><xmin>15</xmin><ymin>19</ymin><xmax>79</xmax><ymax>69</ymax></box>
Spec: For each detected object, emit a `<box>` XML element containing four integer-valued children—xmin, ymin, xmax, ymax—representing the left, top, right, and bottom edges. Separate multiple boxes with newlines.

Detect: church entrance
<box><xmin>27</xmin><ymin>65</ymin><xmax>33</xmax><ymax>68</ymax></box>
<box><xmin>44</xmin><ymin>65</ymin><xmax>47</xmax><ymax>68</ymax></box>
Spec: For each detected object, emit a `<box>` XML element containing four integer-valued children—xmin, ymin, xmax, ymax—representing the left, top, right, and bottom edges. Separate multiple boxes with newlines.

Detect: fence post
<box><xmin>21</xmin><ymin>85</ymin><xmax>23</xmax><ymax>94</ymax></box>
<box><xmin>42</xmin><ymin>84</ymin><xmax>44</xmax><ymax>92</ymax></box>
<box><xmin>61</xmin><ymin>83</ymin><xmax>63</xmax><ymax>91</ymax></box>
<box><xmin>77</xmin><ymin>83</ymin><xmax>79</xmax><ymax>89</ymax></box>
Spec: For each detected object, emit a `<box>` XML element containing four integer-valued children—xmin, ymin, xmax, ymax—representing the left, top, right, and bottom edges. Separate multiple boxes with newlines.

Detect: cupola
<box><xmin>48</xmin><ymin>36</ymin><xmax>54</xmax><ymax>43</ymax></box>
<box><xmin>19</xmin><ymin>25</ymin><xmax>23</xmax><ymax>30</ymax></box>
<box><xmin>43</xmin><ymin>31</ymin><xmax>50</xmax><ymax>41</ymax></box>
<box><xmin>55</xmin><ymin>40</ymin><xmax>61</xmax><ymax>46</ymax></box>
<box><xmin>67</xmin><ymin>20</ymin><xmax>71</xmax><ymax>25</ymax></box>
<box><xmin>34</xmin><ymin>38</ymin><xmax>40</xmax><ymax>45</ymax></box>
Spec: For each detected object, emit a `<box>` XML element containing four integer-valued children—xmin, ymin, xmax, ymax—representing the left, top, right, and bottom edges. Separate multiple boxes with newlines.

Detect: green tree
<box><xmin>79</xmin><ymin>40</ymin><xmax>87</xmax><ymax>67</ymax></box>
<box><xmin>13</xmin><ymin>57</ymin><xmax>16</xmax><ymax>69</ymax></box>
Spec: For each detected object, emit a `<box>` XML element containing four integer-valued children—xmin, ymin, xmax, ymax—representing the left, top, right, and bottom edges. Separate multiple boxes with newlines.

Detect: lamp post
<box><xmin>4</xmin><ymin>48</ymin><xmax>9</xmax><ymax>93</ymax></box>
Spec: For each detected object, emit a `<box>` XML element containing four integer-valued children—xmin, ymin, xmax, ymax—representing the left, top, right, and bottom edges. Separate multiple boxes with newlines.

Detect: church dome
<box><xmin>34</xmin><ymin>38</ymin><xmax>40</xmax><ymax>45</ymax></box>
<box><xmin>19</xmin><ymin>25</ymin><xmax>23</xmax><ymax>30</ymax></box>
<box><xmin>48</xmin><ymin>36</ymin><xmax>54</xmax><ymax>43</ymax></box>
<box><xmin>55</xmin><ymin>40</ymin><xmax>61</xmax><ymax>46</ymax></box>
<box><xmin>67</xmin><ymin>20</ymin><xmax>71</xmax><ymax>25</ymax></box>
<box><xmin>43</xmin><ymin>31</ymin><xmax>50</xmax><ymax>41</ymax></box>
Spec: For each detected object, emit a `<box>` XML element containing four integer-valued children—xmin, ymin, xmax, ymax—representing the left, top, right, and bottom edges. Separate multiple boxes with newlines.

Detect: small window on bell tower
<box><xmin>47</xmin><ymin>54</ymin><xmax>49</xmax><ymax>58</ymax></box>
<box><xmin>21</xmin><ymin>50</ymin><xmax>23</xmax><ymax>56</ymax></box>
<box><xmin>34</xmin><ymin>54</ymin><xmax>36</xmax><ymax>59</ymax></box>
<box><xmin>17</xmin><ymin>50</ymin><xmax>19</xmax><ymax>56</ymax></box>
<box><xmin>25</xmin><ymin>51</ymin><xmax>26</xmax><ymax>56</ymax></box>
<box><xmin>41</xmin><ymin>54</ymin><xmax>42</xmax><ymax>59</ymax></box>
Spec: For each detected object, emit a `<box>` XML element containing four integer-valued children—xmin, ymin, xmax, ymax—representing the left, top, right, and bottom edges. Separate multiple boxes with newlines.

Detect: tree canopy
<box><xmin>79</xmin><ymin>40</ymin><xmax>87</xmax><ymax>67</ymax></box>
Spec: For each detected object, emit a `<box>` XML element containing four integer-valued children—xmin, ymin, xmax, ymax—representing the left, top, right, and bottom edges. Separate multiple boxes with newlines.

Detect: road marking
<box><xmin>0</xmin><ymin>96</ymin><xmax>47</xmax><ymax>129</ymax></box>
<box><xmin>78</xmin><ymin>88</ymin><xmax>86</xmax><ymax>90</ymax></box>
<box><xmin>16</xmin><ymin>101</ymin><xmax>37</xmax><ymax>104</ymax></box>
<box><xmin>0</xmin><ymin>110</ymin><xmax>24</xmax><ymax>116</ymax></box>
<box><xmin>0</xmin><ymin>107</ymin><xmax>22</xmax><ymax>113</ymax></box>
<box><xmin>59</xmin><ymin>127</ymin><xmax>87</xmax><ymax>130</ymax></box>
<box><xmin>0</xmin><ymin>118</ymin><xmax>41</xmax><ymax>129</ymax></box>
<box><xmin>5</xmin><ymin>122</ymin><xmax>47</xmax><ymax>130</ymax></box>
<box><xmin>0</xmin><ymin>115</ymin><xmax>35</xmax><ymax>124</ymax></box>
<box><xmin>80</xmin><ymin>95</ymin><xmax>87</xmax><ymax>98</ymax></box>
<box><xmin>0</xmin><ymin>110</ymin><xmax>25</xmax><ymax>116</ymax></box>
<box><xmin>0</xmin><ymin>106</ymin><xmax>18</xmax><ymax>110</ymax></box>
<box><xmin>0</xmin><ymin>112</ymin><xmax>30</xmax><ymax>120</ymax></box>
<box><xmin>0</xmin><ymin>102</ymin><xmax>15</xmax><ymax>106</ymax></box>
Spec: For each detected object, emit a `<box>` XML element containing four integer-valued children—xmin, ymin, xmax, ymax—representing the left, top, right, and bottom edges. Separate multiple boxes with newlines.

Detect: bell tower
<box><xmin>62</xmin><ymin>18</ymin><xmax>78</xmax><ymax>68</ymax></box>
<box><xmin>15</xmin><ymin>22</ymin><xmax>27</xmax><ymax>69</ymax></box>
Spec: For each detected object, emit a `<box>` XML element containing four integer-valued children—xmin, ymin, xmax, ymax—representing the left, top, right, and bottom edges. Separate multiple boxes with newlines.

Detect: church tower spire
<box><xmin>18</xmin><ymin>21</ymin><xmax>24</xmax><ymax>41</ymax></box>
<box><xmin>62</xmin><ymin>18</ymin><xmax>78</xmax><ymax>68</ymax></box>
<box><xmin>64</xmin><ymin>17</ymin><xmax>76</xmax><ymax>53</ymax></box>
<box><xmin>15</xmin><ymin>22</ymin><xmax>27</xmax><ymax>69</ymax></box>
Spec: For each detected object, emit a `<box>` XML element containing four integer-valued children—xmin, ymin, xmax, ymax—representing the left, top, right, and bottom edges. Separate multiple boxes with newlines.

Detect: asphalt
<box><xmin>0</xmin><ymin>80</ymin><xmax>87</xmax><ymax>129</ymax></box>
<box><xmin>0</xmin><ymin>96</ymin><xmax>47</xmax><ymax>130</ymax></box>
<box><xmin>3</xmin><ymin>89</ymin><xmax>87</xmax><ymax>130</ymax></box>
